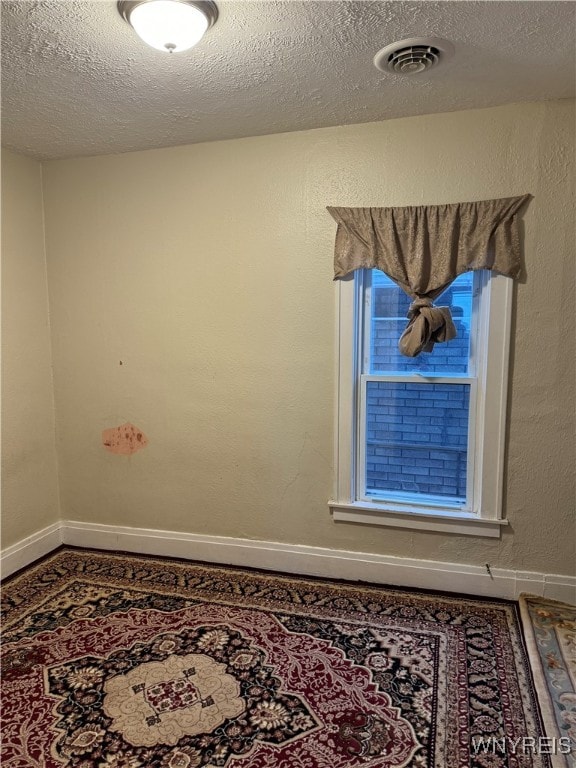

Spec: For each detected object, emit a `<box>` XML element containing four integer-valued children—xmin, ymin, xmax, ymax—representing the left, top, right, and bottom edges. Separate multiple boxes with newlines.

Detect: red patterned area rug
<box><xmin>1</xmin><ymin>548</ymin><xmax>549</xmax><ymax>768</ymax></box>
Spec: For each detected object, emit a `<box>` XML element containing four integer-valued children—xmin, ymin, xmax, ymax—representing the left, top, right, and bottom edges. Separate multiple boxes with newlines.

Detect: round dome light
<box><xmin>118</xmin><ymin>0</ymin><xmax>218</xmax><ymax>53</ymax></box>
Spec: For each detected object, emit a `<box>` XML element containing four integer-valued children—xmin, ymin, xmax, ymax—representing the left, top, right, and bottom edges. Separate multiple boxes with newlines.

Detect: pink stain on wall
<box><xmin>102</xmin><ymin>423</ymin><xmax>148</xmax><ymax>455</ymax></box>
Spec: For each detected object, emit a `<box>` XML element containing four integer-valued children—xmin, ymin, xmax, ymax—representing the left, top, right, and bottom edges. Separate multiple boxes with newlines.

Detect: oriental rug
<box><xmin>1</xmin><ymin>548</ymin><xmax>550</xmax><ymax>768</ymax></box>
<box><xmin>519</xmin><ymin>594</ymin><xmax>576</xmax><ymax>768</ymax></box>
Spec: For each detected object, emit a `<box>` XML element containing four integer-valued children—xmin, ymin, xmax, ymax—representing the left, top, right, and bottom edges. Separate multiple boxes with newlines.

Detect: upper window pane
<box><xmin>369</xmin><ymin>271</ymin><xmax>474</xmax><ymax>375</ymax></box>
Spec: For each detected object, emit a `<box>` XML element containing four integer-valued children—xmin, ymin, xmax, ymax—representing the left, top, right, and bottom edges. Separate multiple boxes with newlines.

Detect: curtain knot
<box><xmin>407</xmin><ymin>297</ymin><xmax>434</xmax><ymax>315</ymax></box>
<box><xmin>399</xmin><ymin>299</ymin><xmax>457</xmax><ymax>357</ymax></box>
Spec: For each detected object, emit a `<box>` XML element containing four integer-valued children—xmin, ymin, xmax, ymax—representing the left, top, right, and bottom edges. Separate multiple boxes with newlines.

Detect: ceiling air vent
<box><xmin>374</xmin><ymin>37</ymin><xmax>454</xmax><ymax>75</ymax></box>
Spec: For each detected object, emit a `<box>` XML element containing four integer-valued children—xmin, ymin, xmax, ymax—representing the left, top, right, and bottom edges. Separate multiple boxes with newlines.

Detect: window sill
<box><xmin>329</xmin><ymin>501</ymin><xmax>508</xmax><ymax>538</ymax></box>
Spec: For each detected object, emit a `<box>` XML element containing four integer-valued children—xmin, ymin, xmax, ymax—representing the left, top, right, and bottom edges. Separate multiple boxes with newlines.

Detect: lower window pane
<box><xmin>365</xmin><ymin>381</ymin><xmax>470</xmax><ymax>504</ymax></box>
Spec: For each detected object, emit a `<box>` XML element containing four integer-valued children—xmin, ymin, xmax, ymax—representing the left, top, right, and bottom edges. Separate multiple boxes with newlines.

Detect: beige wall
<box><xmin>40</xmin><ymin>100</ymin><xmax>575</xmax><ymax>575</ymax></box>
<box><xmin>1</xmin><ymin>150</ymin><xmax>60</xmax><ymax>547</ymax></box>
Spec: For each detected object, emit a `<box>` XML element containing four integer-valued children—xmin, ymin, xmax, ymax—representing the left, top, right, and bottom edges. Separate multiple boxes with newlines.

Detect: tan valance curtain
<box><xmin>327</xmin><ymin>195</ymin><xmax>531</xmax><ymax>356</ymax></box>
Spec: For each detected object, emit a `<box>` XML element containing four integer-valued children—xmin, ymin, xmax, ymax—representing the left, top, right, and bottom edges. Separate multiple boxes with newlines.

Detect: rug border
<box><xmin>518</xmin><ymin>593</ymin><xmax>574</xmax><ymax>768</ymax></box>
<box><xmin>2</xmin><ymin>543</ymin><xmax>519</xmax><ymax>606</ymax></box>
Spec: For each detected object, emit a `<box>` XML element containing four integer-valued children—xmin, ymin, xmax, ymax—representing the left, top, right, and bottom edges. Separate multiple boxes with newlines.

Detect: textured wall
<box><xmin>1</xmin><ymin>150</ymin><xmax>60</xmax><ymax>546</ymax></box>
<box><xmin>41</xmin><ymin>100</ymin><xmax>575</xmax><ymax>575</ymax></box>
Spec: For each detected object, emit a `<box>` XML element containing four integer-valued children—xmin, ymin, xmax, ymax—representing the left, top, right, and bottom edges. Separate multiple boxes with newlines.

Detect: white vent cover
<box><xmin>374</xmin><ymin>37</ymin><xmax>454</xmax><ymax>75</ymax></box>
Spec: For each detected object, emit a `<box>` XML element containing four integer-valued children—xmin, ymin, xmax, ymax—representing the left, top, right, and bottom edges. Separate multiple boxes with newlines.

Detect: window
<box><xmin>330</xmin><ymin>269</ymin><xmax>512</xmax><ymax>537</ymax></box>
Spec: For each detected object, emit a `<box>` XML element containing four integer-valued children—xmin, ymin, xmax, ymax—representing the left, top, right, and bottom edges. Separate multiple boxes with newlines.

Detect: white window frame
<box><xmin>329</xmin><ymin>270</ymin><xmax>512</xmax><ymax>538</ymax></box>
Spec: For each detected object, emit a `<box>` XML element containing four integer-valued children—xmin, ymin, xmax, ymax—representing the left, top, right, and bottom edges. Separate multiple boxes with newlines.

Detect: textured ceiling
<box><xmin>2</xmin><ymin>0</ymin><xmax>575</xmax><ymax>160</ymax></box>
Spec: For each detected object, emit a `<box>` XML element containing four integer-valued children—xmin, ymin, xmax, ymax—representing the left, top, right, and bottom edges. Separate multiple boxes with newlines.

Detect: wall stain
<box><xmin>102</xmin><ymin>423</ymin><xmax>148</xmax><ymax>455</ymax></box>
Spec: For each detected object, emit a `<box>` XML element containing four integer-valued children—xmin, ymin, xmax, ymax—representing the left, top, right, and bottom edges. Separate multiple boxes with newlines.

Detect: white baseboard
<box><xmin>2</xmin><ymin>520</ymin><xmax>575</xmax><ymax>604</ymax></box>
<box><xmin>0</xmin><ymin>522</ymin><xmax>62</xmax><ymax>580</ymax></box>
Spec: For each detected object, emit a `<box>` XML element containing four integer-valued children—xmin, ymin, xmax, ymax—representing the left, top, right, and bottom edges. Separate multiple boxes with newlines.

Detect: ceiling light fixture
<box><xmin>118</xmin><ymin>0</ymin><xmax>218</xmax><ymax>53</ymax></box>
